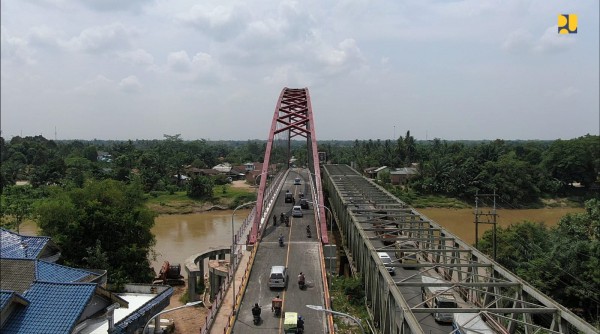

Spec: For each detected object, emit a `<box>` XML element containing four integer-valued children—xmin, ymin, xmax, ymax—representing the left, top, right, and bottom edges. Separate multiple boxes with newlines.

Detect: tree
<box><xmin>477</xmin><ymin>151</ymin><xmax>542</xmax><ymax>205</ymax></box>
<box><xmin>479</xmin><ymin>200</ymin><xmax>600</xmax><ymax>323</ymax></box>
<box><xmin>187</xmin><ymin>175</ymin><xmax>214</xmax><ymax>199</ymax></box>
<box><xmin>548</xmin><ymin>199</ymin><xmax>600</xmax><ymax>321</ymax></box>
<box><xmin>35</xmin><ymin>180</ymin><xmax>156</xmax><ymax>285</ymax></box>
<box><xmin>0</xmin><ymin>185</ymin><xmax>35</xmax><ymax>233</ymax></box>
<box><xmin>478</xmin><ymin>221</ymin><xmax>552</xmax><ymax>280</ymax></box>
<box><xmin>542</xmin><ymin>136</ymin><xmax>600</xmax><ymax>189</ymax></box>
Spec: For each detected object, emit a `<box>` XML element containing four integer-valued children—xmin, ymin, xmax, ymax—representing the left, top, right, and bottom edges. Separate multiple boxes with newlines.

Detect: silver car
<box><xmin>291</xmin><ymin>205</ymin><xmax>303</xmax><ymax>217</ymax></box>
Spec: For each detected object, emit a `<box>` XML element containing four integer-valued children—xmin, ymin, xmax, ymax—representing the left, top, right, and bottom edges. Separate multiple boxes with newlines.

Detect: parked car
<box><xmin>292</xmin><ymin>205</ymin><xmax>303</xmax><ymax>217</ymax></box>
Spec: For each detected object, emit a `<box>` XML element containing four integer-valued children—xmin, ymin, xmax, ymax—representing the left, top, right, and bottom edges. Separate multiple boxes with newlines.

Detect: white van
<box><xmin>377</xmin><ymin>252</ymin><xmax>395</xmax><ymax>275</ymax></box>
<box><xmin>268</xmin><ymin>266</ymin><xmax>288</xmax><ymax>288</ymax></box>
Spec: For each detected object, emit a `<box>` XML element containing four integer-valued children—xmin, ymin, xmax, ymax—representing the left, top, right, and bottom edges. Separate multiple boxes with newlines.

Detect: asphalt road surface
<box><xmin>233</xmin><ymin>169</ymin><xmax>327</xmax><ymax>334</ymax></box>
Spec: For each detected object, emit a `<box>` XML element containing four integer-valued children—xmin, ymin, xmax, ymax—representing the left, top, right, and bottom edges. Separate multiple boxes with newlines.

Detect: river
<box><xmin>19</xmin><ymin>210</ymin><xmax>251</xmax><ymax>276</ymax></box>
<box><xmin>418</xmin><ymin>207</ymin><xmax>584</xmax><ymax>245</ymax></box>
<box><xmin>18</xmin><ymin>207</ymin><xmax>582</xmax><ymax>275</ymax></box>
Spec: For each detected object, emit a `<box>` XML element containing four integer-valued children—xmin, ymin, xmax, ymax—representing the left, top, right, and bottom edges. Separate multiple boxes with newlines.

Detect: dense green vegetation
<box><xmin>35</xmin><ymin>179</ymin><xmax>156</xmax><ymax>288</ymax></box>
<box><xmin>0</xmin><ymin>133</ymin><xmax>598</xmax><ymax>296</ymax></box>
<box><xmin>329</xmin><ymin>276</ymin><xmax>369</xmax><ymax>333</ymax></box>
<box><xmin>318</xmin><ymin>133</ymin><xmax>599</xmax><ymax>207</ymax></box>
<box><xmin>478</xmin><ymin>199</ymin><xmax>600</xmax><ymax>324</ymax></box>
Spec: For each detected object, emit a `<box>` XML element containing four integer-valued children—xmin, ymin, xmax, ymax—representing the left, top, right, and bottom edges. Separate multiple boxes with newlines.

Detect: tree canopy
<box><xmin>35</xmin><ymin>179</ymin><xmax>156</xmax><ymax>286</ymax></box>
<box><xmin>479</xmin><ymin>199</ymin><xmax>600</xmax><ymax>323</ymax></box>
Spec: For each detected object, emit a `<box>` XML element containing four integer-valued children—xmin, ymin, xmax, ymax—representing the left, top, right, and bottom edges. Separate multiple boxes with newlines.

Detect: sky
<box><xmin>1</xmin><ymin>0</ymin><xmax>598</xmax><ymax>141</ymax></box>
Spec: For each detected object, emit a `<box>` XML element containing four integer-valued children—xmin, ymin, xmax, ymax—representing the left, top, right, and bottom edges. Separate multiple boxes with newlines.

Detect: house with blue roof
<box><xmin>0</xmin><ymin>227</ymin><xmax>61</xmax><ymax>262</ymax></box>
<box><xmin>2</xmin><ymin>281</ymin><xmax>128</xmax><ymax>334</ymax></box>
<box><xmin>0</xmin><ymin>229</ymin><xmax>174</xmax><ymax>334</ymax></box>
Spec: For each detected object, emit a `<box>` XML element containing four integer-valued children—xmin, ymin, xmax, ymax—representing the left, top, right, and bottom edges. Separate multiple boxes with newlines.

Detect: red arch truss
<box><xmin>249</xmin><ymin>87</ymin><xmax>328</xmax><ymax>245</ymax></box>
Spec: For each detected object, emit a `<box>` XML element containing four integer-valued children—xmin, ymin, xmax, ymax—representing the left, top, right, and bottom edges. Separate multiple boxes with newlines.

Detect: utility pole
<box><xmin>474</xmin><ymin>190</ymin><xmax>498</xmax><ymax>260</ymax></box>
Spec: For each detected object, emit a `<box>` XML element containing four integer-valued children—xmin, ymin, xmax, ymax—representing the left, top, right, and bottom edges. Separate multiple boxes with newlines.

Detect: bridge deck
<box><xmin>233</xmin><ymin>168</ymin><xmax>328</xmax><ymax>333</ymax></box>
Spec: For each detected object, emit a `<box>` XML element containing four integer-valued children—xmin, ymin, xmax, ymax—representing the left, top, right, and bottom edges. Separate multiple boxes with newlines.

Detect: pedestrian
<box><xmin>273</xmin><ymin>214</ymin><xmax>277</xmax><ymax>226</ymax></box>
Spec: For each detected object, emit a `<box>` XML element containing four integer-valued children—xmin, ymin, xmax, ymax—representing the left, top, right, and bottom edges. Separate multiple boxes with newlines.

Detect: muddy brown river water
<box><xmin>418</xmin><ymin>207</ymin><xmax>584</xmax><ymax>245</ymax></box>
<box><xmin>18</xmin><ymin>207</ymin><xmax>582</xmax><ymax>275</ymax></box>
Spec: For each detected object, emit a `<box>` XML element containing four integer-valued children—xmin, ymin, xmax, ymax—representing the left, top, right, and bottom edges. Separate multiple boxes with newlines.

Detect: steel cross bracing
<box><xmin>322</xmin><ymin>164</ymin><xmax>597</xmax><ymax>334</ymax></box>
<box><xmin>249</xmin><ymin>87</ymin><xmax>328</xmax><ymax>245</ymax></box>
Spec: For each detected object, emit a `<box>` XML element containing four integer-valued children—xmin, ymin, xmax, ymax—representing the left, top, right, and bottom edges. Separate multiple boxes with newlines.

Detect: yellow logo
<box><xmin>558</xmin><ymin>14</ymin><xmax>577</xmax><ymax>34</ymax></box>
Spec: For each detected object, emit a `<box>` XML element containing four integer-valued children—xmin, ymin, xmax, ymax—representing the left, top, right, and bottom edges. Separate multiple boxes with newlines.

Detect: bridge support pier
<box><xmin>185</xmin><ymin>248</ymin><xmax>230</xmax><ymax>302</ymax></box>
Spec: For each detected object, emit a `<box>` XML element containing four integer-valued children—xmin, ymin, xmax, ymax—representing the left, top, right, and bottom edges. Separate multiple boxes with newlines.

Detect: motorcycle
<box><xmin>279</xmin><ymin>235</ymin><xmax>284</xmax><ymax>247</ymax></box>
<box><xmin>252</xmin><ymin>304</ymin><xmax>261</xmax><ymax>325</ymax></box>
<box><xmin>306</xmin><ymin>225</ymin><xmax>311</xmax><ymax>238</ymax></box>
<box><xmin>298</xmin><ymin>273</ymin><xmax>306</xmax><ymax>290</ymax></box>
<box><xmin>272</xmin><ymin>297</ymin><xmax>282</xmax><ymax>317</ymax></box>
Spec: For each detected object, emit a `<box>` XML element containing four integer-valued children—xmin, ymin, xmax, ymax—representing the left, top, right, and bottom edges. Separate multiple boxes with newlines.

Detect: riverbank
<box><xmin>146</xmin><ymin>180</ymin><xmax>256</xmax><ymax>214</ymax></box>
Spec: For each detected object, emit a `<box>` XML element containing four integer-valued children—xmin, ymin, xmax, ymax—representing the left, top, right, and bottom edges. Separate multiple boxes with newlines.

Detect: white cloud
<box><xmin>534</xmin><ymin>26</ymin><xmax>576</xmax><ymax>53</ymax></box>
<box><xmin>27</xmin><ymin>25</ymin><xmax>62</xmax><ymax>50</ymax></box>
<box><xmin>118</xmin><ymin>48</ymin><xmax>155</xmax><ymax>66</ymax></box>
<box><xmin>1</xmin><ymin>26</ymin><xmax>35</xmax><ymax>64</ymax></box>
<box><xmin>167</xmin><ymin>50</ymin><xmax>192</xmax><ymax>72</ymax></box>
<box><xmin>118</xmin><ymin>75</ymin><xmax>142</xmax><ymax>93</ymax></box>
<box><xmin>554</xmin><ymin>86</ymin><xmax>579</xmax><ymax>99</ymax></box>
<box><xmin>78</xmin><ymin>0</ymin><xmax>154</xmax><ymax>13</ymax></box>
<box><xmin>72</xmin><ymin>74</ymin><xmax>114</xmax><ymax>95</ymax></box>
<box><xmin>177</xmin><ymin>3</ymin><xmax>249</xmax><ymax>41</ymax></box>
<box><xmin>502</xmin><ymin>29</ymin><xmax>534</xmax><ymax>53</ymax></box>
<box><xmin>166</xmin><ymin>50</ymin><xmax>228</xmax><ymax>84</ymax></box>
<box><xmin>65</xmin><ymin>23</ymin><xmax>133</xmax><ymax>54</ymax></box>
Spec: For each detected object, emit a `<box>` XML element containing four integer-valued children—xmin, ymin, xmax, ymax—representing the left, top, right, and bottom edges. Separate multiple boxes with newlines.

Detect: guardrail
<box><xmin>199</xmin><ymin>170</ymin><xmax>287</xmax><ymax>334</ymax></box>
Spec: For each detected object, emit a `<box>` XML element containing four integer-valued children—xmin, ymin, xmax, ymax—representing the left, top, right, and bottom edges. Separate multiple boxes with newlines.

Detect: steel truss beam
<box><xmin>322</xmin><ymin>164</ymin><xmax>597</xmax><ymax>334</ymax></box>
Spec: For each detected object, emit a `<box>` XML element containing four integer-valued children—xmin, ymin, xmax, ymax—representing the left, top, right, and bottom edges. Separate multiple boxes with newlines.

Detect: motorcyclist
<box><xmin>278</xmin><ymin>234</ymin><xmax>284</xmax><ymax>246</ymax></box>
<box><xmin>297</xmin><ymin>315</ymin><xmax>305</xmax><ymax>332</ymax></box>
<box><xmin>252</xmin><ymin>303</ymin><xmax>261</xmax><ymax>317</ymax></box>
<box><xmin>271</xmin><ymin>295</ymin><xmax>282</xmax><ymax>313</ymax></box>
<box><xmin>280</xmin><ymin>212</ymin><xmax>285</xmax><ymax>222</ymax></box>
<box><xmin>298</xmin><ymin>272</ymin><xmax>305</xmax><ymax>285</ymax></box>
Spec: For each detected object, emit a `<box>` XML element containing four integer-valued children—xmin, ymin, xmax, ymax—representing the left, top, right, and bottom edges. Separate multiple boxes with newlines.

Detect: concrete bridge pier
<box><xmin>185</xmin><ymin>248</ymin><xmax>230</xmax><ymax>302</ymax></box>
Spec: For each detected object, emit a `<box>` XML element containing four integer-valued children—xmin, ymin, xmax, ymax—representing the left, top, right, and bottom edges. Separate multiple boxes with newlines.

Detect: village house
<box><xmin>0</xmin><ymin>228</ymin><xmax>173</xmax><ymax>334</ymax></box>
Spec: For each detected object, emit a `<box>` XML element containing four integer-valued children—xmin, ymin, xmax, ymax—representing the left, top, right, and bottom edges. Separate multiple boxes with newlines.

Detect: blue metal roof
<box><xmin>1</xmin><ymin>290</ymin><xmax>14</xmax><ymax>310</ymax></box>
<box><xmin>0</xmin><ymin>228</ymin><xmax>50</xmax><ymax>259</ymax></box>
<box><xmin>3</xmin><ymin>281</ymin><xmax>96</xmax><ymax>334</ymax></box>
<box><xmin>0</xmin><ymin>290</ymin><xmax>29</xmax><ymax>312</ymax></box>
<box><xmin>36</xmin><ymin>260</ymin><xmax>100</xmax><ymax>282</ymax></box>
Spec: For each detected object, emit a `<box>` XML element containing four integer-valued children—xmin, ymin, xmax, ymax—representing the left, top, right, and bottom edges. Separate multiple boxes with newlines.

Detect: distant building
<box><xmin>390</xmin><ymin>167</ymin><xmax>419</xmax><ymax>185</ymax></box>
<box><xmin>364</xmin><ymin>166</ymin><xmax>389</xmax><ymax>179</ymax></box>
<box><xmin>212</xmin><ymin>163</ymin><xmax>232</xmax><ymax>173</ymax></box>
<box><xmin>96</xmin><ymin>151</ymin><xmax>112</xmax><ymax>163</ymax></box>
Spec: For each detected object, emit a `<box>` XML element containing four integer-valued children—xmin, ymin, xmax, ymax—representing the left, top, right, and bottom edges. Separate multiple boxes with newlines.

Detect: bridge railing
<box><xmin>199</xmin><ymin>170</ymin><xmax>286</xmax><ymax>334</ymax></box>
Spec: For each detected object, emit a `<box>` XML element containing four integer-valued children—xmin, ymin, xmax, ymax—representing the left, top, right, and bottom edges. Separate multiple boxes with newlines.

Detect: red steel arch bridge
<box><xmin>213</xmin><ymin>87</ymin><xmax>597</xmax><ymax>334</ymax></box>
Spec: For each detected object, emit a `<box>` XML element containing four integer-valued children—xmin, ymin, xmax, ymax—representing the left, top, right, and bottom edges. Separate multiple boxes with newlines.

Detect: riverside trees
<box><xmin>478</xmin><ymin>199</ymin><xmax>600</xmax><ymax>323</ymax></box>
<box><xmin>35</xmin><ymin>179</ymin><xmax>156</xmax><ymax>286</ymax></box>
